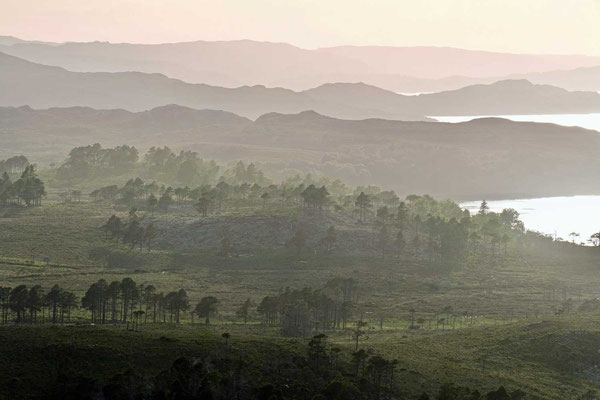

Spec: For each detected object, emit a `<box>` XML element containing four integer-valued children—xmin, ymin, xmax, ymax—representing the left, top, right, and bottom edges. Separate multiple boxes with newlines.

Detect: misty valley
<box><xmin>2</xmin><ymin>8</ymin><xmax>600</xmax><ymax>400</ymax></box>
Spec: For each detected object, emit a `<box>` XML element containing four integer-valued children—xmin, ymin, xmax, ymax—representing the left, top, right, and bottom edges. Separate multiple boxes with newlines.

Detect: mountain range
<box><xmin>2</xmin><ymin>105</ymin><xmax>600</xmax><ymax>199</ymax></box>
<box><xmin>1</xmin><ymin>36</ymin><xmax>599</xmax><ymax>92</ymax></box>
<box><xmin>2</xmin><ymin>52</ymin><xmax>600</xmax><ymax>120</ymax></box>
<box><xmin>376</xmin><ymin>65</ymin><xmax>600</xmax><ymax>93</ymax></box>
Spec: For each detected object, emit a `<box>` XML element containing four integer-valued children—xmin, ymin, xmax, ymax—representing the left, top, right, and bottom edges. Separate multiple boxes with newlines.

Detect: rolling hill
<box><xmin>2</xmin><ymin>36</ymin><xmax>600</xmax><ymax>91</ymax></box>
<box><xmin>3</xmin><ymin>105</ymin><xmax>600</xmax><ymax>199</ymax></box>
<box><xmin>2</xmin><ymin>52</ymin><xmax>599</xmax><ymax>120</ymax></box>
<box><xmin>362</xmin><ymin>66</ymin><xmax>600</xmax><ymax>94</ymax></box>
<box><xmin>0</xmin><ymin>52</ymin><xmax>426</xmax><ymax>121</ymax></box>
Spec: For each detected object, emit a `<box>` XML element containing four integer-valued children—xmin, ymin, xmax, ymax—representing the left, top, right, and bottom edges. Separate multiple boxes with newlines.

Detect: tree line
<box><xmin>257</xmin><ymin>278</ymin><xmax>358</xmax><ymax>336</ymax></box>
<box><xmin>41</xmin><ymin>325</ymin><xmax>529</xmax><ymax>400</ymax></box>
<box><xmin>0</xmin><ymin>155</ymin><xmax>29</xmax><ymax>174</ymax></box>
<box><xmin>1</xmin><ymin>283</ymin><xmax>533</xmax><ymax>400</ymax></box>
<box><xmin>100</xmin><ymin>208</ymin><xmax>157</xmax><ymax>251</ymax></box>
<box><xmin>1</xmin><ymin>276</ymin><xmax>360</xmax><ymax>338</ymax></box>
<box><xmin>56</xmin><ymin>143</ymin><xmax>139</xmax><ymax>180</ymax></box>
<box><xmin>0</xmin><ymin>165</ymin><xmax>46</xmax><ymax>206</ymax></box>
<box><xmin>0</xmin><ymin>284</ymin><xmax>77</xmax><ymax>324</ymax></box>
<box><xmin>90</xmin><ymin>176</ymin><xmax>334</xmax><ymax>214</ymax></box>
<box><xmin>0</xmin><ymin>277</ymin><xmax>222</xmax><ymax>329</ymax></box>
<box><xmin>57</xmin><ymin>143</ymin><xmax>271</xmax><ymax>188</ymax></box>
<box><xmin>94</xmin><ymin>188</ymin><xmax>527</xmax><ymax>269</ymax></box>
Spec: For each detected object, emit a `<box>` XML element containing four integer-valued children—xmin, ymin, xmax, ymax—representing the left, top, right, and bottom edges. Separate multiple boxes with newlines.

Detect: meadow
<box><xmin>2</xmin><ymin>178</ymin><xmax>600</xmax><ymax>399</ymax></box>
<box><xmin>1</xmin><ymin>313</ymin><xmax>599</xmax><ymax>399</ymax></box>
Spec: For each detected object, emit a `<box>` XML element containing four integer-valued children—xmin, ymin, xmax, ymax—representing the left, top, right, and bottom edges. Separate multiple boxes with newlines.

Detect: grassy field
<box><xmin>1</xmin><ymin>202</ymin><xmax>600</xmax><ymax>319</ymax></box>
<box><xmin>2</xmin><ymin>201</ymin><xmax>600</xmax><ymax>398</ymax></box>
<box><xmin>0</xmin><ymin>313</ymin><xmax>599</xmax><ymax>399</ymax></box>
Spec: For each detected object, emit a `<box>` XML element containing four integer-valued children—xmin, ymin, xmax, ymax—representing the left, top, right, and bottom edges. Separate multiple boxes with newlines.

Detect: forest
<box><xmin>0</xmin><ymin>143</ymin><xmax>599</xmax><ymax>400</ymax></box>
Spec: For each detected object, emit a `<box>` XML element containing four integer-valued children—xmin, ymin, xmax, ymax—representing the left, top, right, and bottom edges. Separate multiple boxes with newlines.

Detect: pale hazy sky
<box><xmin>3</xmin><ymin>0</ymin><xmax>600</xmax><ymax>55</ymax></box>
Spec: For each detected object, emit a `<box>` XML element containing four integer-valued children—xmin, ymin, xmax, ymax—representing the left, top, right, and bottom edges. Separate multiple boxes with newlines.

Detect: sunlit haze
<box><xmin>2</xmin><ymin>0</ymin><xmax>600</xmax><ymax>55</ymax></box>
<box><xmin>3</xmin><ymin>3</ymin><xmax>600</xmax><ymax>399</ymax></box>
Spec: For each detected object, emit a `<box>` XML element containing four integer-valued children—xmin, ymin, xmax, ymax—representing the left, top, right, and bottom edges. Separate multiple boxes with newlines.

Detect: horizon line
<box><xmin>2</xmin><ymin>34</ymin><xmax>600</xmax><ymax>59</ymax></box>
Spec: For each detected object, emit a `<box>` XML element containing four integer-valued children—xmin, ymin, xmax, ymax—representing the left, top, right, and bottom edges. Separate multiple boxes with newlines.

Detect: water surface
<box><xmin>432</xmin><ymin>113</ymin><xmax>600</xmax><ymax>133</ymax></box>
<box><xmin>461</xmin><ymin>196</ymin><xmax>600</xmax><ymax>244</ymax></box>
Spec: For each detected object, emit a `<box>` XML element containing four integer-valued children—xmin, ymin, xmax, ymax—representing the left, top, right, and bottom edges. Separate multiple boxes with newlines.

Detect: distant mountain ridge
<box><xmin>3</xmin><ymin>105</ymin><xmax>600</xmax><ymax>199</ymax></box>
<box><xmin>2</xmin><ymin>52</ymin><xmax>599</xmax><ymax>120</ymax></box>
<box><xmin>1</xmin><ymin>36</ymin><xmax>599</xmax><ymax>91</ymax></box>
<box><xmin>364</xmin><ymin>66</ymin><xmax>600</xmax><ymax>94</ymax></box>
<box><xmin>0</xmin><ymin>52</ymin><xmax>426</xmax><ymax>120</ymax></box>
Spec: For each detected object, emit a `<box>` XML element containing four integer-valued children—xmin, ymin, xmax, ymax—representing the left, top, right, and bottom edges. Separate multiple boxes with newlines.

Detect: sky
<box><xmin>2</xmin><ymin>0</ymin><xmax>600</xmax><ymax>55</ymax></box>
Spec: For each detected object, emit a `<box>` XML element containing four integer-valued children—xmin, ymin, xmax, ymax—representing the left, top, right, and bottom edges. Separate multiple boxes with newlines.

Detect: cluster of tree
<box><xmin>300</xmin><ymin>184</ymin><xmax>330</xmax><ymax>209</ymax></box>
<box><xmin>45</xmin><ymin>333</ymin><xmax>395</xmax><ymax>400</ymax></box>
<box><xmin>65</xmin><ymin>142</ymin><xmax>397</xmax><ymax>211</ymax></box>
<box><xmin>57</xmin><ymin>143</ymin><xmax>139</xmax><ymax>180</ymax></box>
<box><xmin>59</xmin><ymin>143</ymin><xmax>535</xmax><ymax>267</ymax></box>
<box><xmin>370</xmin><ymin>199</ymin><xmax>470</xmax><ymax>263</ymax></box>
<box><xmin>44</xmin><ymin>333</ymin><xmax>530</xmax><ymax>400</ymax></box>
<box><xmin>100</xmin><ymin>208</ymin><xmax>156</xmax><ymax>250</ymax></box>
<box><xmin>91</xmin><ymin>177</ymin><xmax>335</xmax><ymax>215</ymax></box>
<box><xmin>81</xmin><ymin>278</ymin><xmax>191</xmax><ymax>326</ymax></box>
<box><xmin>0</xmin><ymin>155</ymin><xmax>29</xmax><ymax>174</ymax></box>
<box><xmin>49</xmin><ymin>143</ymin><xmax>564</xmax><ymax>257</ymax></box>
<box><xmin>90</xmin><ymin>180</ymin><xmax>531</xmax><ymax>273</ymax></box>
<box><xmin>0</xmin><ymin>277</ymin><xmax>221</xmax><ymax>328</ymax></box>
<box><xmin>145</xmin><ymin>146</ymin><xmax>221</xmax><ymax>186</ymax></box>
<box><xmin>257</xmin><ymin>278</ymin><xmax>357</xmax><ymax>337</ymax></box>
<box><xmin>251</xmin><ymin>191</ymin><xmax>521</xmax><ymax>266</ymax></box>
<box><xmin>58</xmin><ymin>189</ymin><xmax>83</xmax><ymax>203</ymax></box>
<box><xmin>349</xmin><ymin>194</ymin><xmax>525</xmax><ymax>265</ymax></box>
<box><xmin>0</xmin><ymin>284</ymin><xmax>77</xmax><ymax>323</ymax></box>
<box><xmin>92</xmin><ymin>178</ymin><xmax>176</xmax><ymax>207</ymax></box>
<box><xmin>89</xmin><ymin>184</ymin><xmax>119</xmax><ymax>201</ymax></box>
<box><xmin>57</xmin><ymin>144</ymin><xmax>273</xmax><ymax>188</ymax></box>
<box><xmin>220</xmin><ymin>160</ymin><xmax>270</xmax><ymax>186</ymax></box>
<box><xmin>93</xmin><ymin>187</ymin><xmax>528</xmax><ymax>267</ymax></box>
<box><xmin>0</xmin><ymin>165</ymin><xmax>46</xmax><ymax>206</ymax></box>
<box><xmin>1</xmin><ymin>274</ymin><xmax>365</xmax><ymax>337</ymax></box>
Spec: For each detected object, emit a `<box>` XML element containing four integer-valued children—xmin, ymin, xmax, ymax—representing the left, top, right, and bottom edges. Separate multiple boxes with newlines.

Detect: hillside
<box><xmin>1</xmin><ymin>199</ymin><xmax>600</xmax><ymax>400</ymax></box>
<box><xmin>512</xmin><ymin>65</ymin><xmax>600</xmax><ymax>92</ymax></box>
<box><xmin>2</xmin><ymin>52</ymin><xmax>600</xmax><ymax>121</ymax></box>
<box><xmin>358</xmin><ymin>65</ymin><xmax>600</xmax><ymax>94</ymax></box>
<box><xmin>0</xmin><ymin>52</ymin><xmax>427</xmax><ymax>121</ymax></box>
<box><xmin>241</xmin><ymin>111</ymin><xmax>600</xmax><ymax>198</ymax></box>
<box><xmin>411</xmin><ymin>79</ymin><xmax>600</xmax><ymax>115</ymax></box>
<box><xmin>2</xmin><ymin>315</ymin><xmax>600</xmax><ymax>400</ymax></box>
<box><xmin>306</xmin><ymin>80</ymin><xmax>600</xmax><ymax>116</ymax></box>
<box><xmin>2</xmin><ymin>37</ymin><xmax>600</xmax><ymax>90</ymax></box>
<box><xmin>0</xmin><ymin>105</ymin><xmax>252</xmax><ymax>162</ymax></box>
<box><xmin>374</xmin><ymin>65</ymin><xmax>600</xmax><ymax>94</ymax></box>
<box><xmin>3</xmin><ymin>106</ymin><xmax>600</xmax><ymax>199</ymax></box>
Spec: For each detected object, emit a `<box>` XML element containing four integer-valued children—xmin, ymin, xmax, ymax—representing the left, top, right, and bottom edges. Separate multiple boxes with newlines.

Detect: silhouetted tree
<box><xmin>45</xmin><ymin>284</ymin><xmax>63</xmax><ymax>323</ymax></box>
<box><xmin>478</xmin><ymin>200</ymin><xmax>489</xmax><ymax>215</ymax></box>
<box><xmin>236</xmin><ymin>298</ymin><xmax>253</xmax><ymax>323</ymax></box>
<box><xmin>195</xmin><ymin>296</ymin><xmax>219</xmax><ymax>324</ymax></box>
<box><xmin>355</xmin><ymin>192</ymin><xmax>371</xmax><ymax>222</ymax></box>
